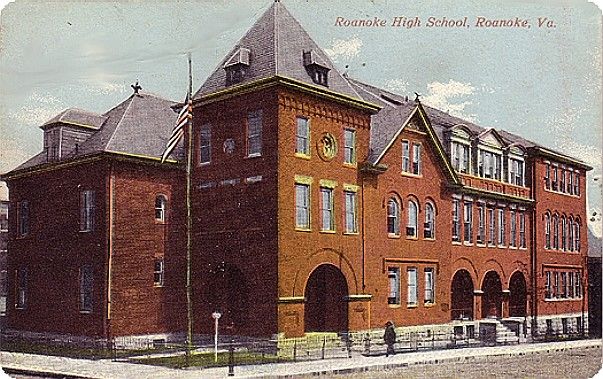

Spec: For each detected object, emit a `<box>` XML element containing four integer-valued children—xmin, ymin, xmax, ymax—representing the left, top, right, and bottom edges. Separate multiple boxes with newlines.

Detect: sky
<box><xmin>0</xmin><ymin>0</ymin><xmax>601</xmax><ymax>235</ymax></box>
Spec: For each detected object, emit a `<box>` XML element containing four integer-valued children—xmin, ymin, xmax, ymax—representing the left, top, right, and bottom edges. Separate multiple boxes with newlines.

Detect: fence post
<box><xmin>293</xmin><ymin>340</ymin><xmax>297</xmax><ymax>362</ymax></box>
<box><xmin>321</xmin><ymin>335</ymin><xmax>326</xmax><ymax>359</ymax></box>
<box><xmin>346</xmin><ymin>333</ymin><xmax>352</xmax><ymax>358</ymax></box>
<box><xmin>228</xmin><ymin>339</ymin><xmax>235</xmax><ymax>377</ymax></box>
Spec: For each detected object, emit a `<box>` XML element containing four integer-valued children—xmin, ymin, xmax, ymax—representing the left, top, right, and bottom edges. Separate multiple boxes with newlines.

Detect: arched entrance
<box><xmin>304</xmin><ymin>264</ymin><xmax>348</xmax><ymax>333</ymax></box>
<box><xmin>451</xmin><ymin>270</ymin><xmax>474</xmax><ymax>320</ymax></box>
<box><xmin>509</xmin><ymin>271</ymin><xmax>527</xmax><ymax>317</ymax></box>
<box><xmin>208</xmin><ymin>263</ymin><xmax>249</xmax><ymax>334</ymax></box>
<box><xmin>482</xmin><ymin>271</ymin><xmax>503</xmax><ymax>319</ymax></box>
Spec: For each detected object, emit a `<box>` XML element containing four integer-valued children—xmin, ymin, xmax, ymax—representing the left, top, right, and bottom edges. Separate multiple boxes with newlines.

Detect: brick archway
<box><xmin>451</xmin><ymin>269</ymin><xmax>474</xmax><ymax>320</ymax></box>
<box><xmin>482</xmin><ymin>271</ymin><xmax>503</xmax><ymax>319</ymax></box>
<box><xmin>304</xmin><ymin>264</ymin><xmax>349</xmax><ymax>333</ymax></box>
<box><xmin>509</xmin><ymin>271</ymin><xmax>527</xmax><ymax>317</ymax></box>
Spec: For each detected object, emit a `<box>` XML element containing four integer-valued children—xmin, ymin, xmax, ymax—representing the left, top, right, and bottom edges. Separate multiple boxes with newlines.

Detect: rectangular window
<box><xmin>488</xmin><ymin>207</ymin><xmax>495</xmax><ymax>245</ymax></box>
<box><xmin>407</xmin><ymin>268</ymin><xmax>417</xmax><ymax>306</ymax></box>
<box><xmin>568</xmin><ymin>272</ymin><xmax>574</xmax><ymax>298</ymax></box>
<box><xmin>545</xmin><ymin>271</ymin><xmax>552</xmax><ymax>299</ymax></box>
<box><xmin>554</xmin><ymin>272</ymin><xmax>560</xmax><ymax>299</ymax></box>
<box><xmin>0</xmin><ymin>202</ymin><xmax>7</xmax><ymax>232</ymax></box>
<box><xmin>561</xmin><ymin>272</ymin><xmax>568</xmax><ymax>298</ymax></box>
<box><xmin>452</xmin><ymin>199</ymin><xmax>461</xmax><ymax>242</ymax></box>
<box><xmin>412</xmin><ymin>143</ymin><xmax>421</xmax><ymax>175</ymax></box>
<box><xmin>451</xmin><ymin>142</ymin><xmax>470</xmax><ymax>173</ymax></box>
<box><xmin>79</xmin><ymin>265</ymin><xmax>93</xmax><ymax>312</ymax></box>
<box><xmin>509</xmin><ymin>158</ymin><xmax>524</xmax><ymax>186</ymax></box>
<box><xmin>199</xmin><ymin>124</ymin><xmax>211</xmax><ymax>164</ymax></box>
<box><xmin>296</xmin><ymin>117</ymin><xmax>310</xmax><ymax>156</ymax></box>
<box><xmin>343</xmin><ymin>129</ymin><xmax>356</xmax><ymax>165</ymax></box>
<box><xmin>246</xmin><ymin>110</ymin><xmax>262</xmax><ymax>157</ymax></box>
<box><xmin>545</xmin><ymin>163</ymin><xmax>551</xmax><ymax>190</ymax></box>
<box><xmin>575</xmin><ymin>223</ymin><xmax>581</xmax><ymax>252</ymax></box>
<box><xmin>154</xmin><ymin>259</ymin><xmax>164</xmax><ymax>287</ymax></box>
<box><xmin>402</xmin><ymin>141</ymin><xmax>410</xmax><ymax>172</ymax></box>
<box><xmin>388</xmin><ymin>267</ymin><xmax>400</xmax><ymax>305</ymax></box>
<box><xmin>320</xmin><ymin>187</ymin><xmax>334</xmax><ymax>232</ymax></box>
<box><xmin>424</xmin><ymin>268</ymin><xmax>435</xmax><ymax>304</ymax></box>
<box><xmin>477</xmin><ymin>204</ymin><xmax>485</xmax><ymax>244</ymax></box>
<box><xmin>79</xmin><ymin>190</ymin><xmax>95</xmax><ymax>232</ymax></box>
<box><xmin>295</xmin><ymin>184</ymin><xmax>310</xmax><ymax>229</ymax></box>
<box><xmin>560</xmin><ymin>167</ymin><xmax>566</xmax><ymax>193</ymax></box>
<box><xmin>15</xmin><ymin>268</ymin><xmax>27</xmax><ymax>309</ymax></box>
<box><xmin>344</xmin><ymin>191</ymin><xmax>357</xmax><ymax>233</ymax></box>
<box><xmin>574</xmin><ymin>172</ymin><xmax>580</xmax><ymax>196</ymax></box>
<box><xmin>17</xmin><ymin>201</ymin><xmax>29</xmax><ymax>237</ymax></box>
<box><xmin>463</xmin><ymin>201</ymin><xmax>472</xmax><ymax>243</ymax></box>
<box><xmin>509</xmin><ymin>210</ymin><xmax>517</xmax><ymax>247</ymax></box>
<box><xmin>575</xmin><ymin>272</ymin><xmax>582</xmax><ymax>298</ymax></box>
<box><xmin>567</xmin><ymin>170</ymin><xmax>573</xmax><ymax>194</ymax></box>
<box><xmin>479</xmin><ymin>150</ymin><xmax>502</xmax><ymax>180</ymax></box>
<box><xmin>497</xmin><ymin>208</ymin><xmax>505</xmax><ymax>246</ymax></box>
<box><xmin>519</xmin><ymin>212</ymin><xmax>526</xmax><ymax>248</ymax></box>
<box><xmin>552</xmin><ymin>166</ymin><xmax>558</xmax><ymax>191</ymax></box>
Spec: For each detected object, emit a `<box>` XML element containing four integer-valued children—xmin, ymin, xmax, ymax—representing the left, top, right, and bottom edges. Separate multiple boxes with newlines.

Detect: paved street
<box><xmin>1</xmin><ymin>339</ymin><xmax>601</xmax><ymax>379</ymax></box>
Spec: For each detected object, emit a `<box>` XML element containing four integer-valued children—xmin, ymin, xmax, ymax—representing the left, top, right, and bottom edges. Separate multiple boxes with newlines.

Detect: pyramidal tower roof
<box><xmin>193</xmin><ymin>1</ymin><xmax>364</xmax><ymax>102</ymax></box>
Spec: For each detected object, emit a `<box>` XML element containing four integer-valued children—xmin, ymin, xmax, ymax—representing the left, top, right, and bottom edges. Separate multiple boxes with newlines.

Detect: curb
<box><xmin>2</xmin><ymin>366</ymin><xmax>101</xmax><ymax>379</ymax></box>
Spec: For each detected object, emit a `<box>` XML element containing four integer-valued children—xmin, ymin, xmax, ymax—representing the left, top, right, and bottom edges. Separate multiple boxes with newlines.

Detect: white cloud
<box><xmin>8</xmin><ymin>92</ymin><xmax>66</xmax><ymax>127</ymax></box>
<box><xmin>324</xmin><ymin>36</ymin><xmax>363</xmax><ymax>62</ymax></box>
<box><xmin>0</xmin><ymin>137</ymin><xmax>31</xmax><ymax>174</ymax></box>
<box><xmin>385</xmin><ymin>79</ymin><xmax>409</xmax><ymax>95</ymax></box>
<box><xmin>421</xmin><ymin>79</ymin><xmax>478</xmax><ymax>122</ymax></box>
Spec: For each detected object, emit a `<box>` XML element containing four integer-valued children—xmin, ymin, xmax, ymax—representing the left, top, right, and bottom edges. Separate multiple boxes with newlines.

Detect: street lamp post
<box><xmin>212</xmin><ymin>311</ymin><xmax>222</xmax><ymax>363</ymax></box>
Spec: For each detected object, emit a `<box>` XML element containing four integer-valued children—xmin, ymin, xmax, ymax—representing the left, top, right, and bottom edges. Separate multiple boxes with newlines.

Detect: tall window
<box><xmin>477</xmin><ymin>204</ymin><xmax>485</xmax><ymax>244</ymax></box>
<box><xmin>155</xmin><ymin>195</ymin><xmax>167</xmax><ymax>222</ymax></box>
<box><xmin>552</xmin><ymin>165</ymin><xmax>558</xmax><ymax>191</ymax></box>
<box><xmin>452</xmin><ymin>199</ymin><xmax>460</xmax><ymax>242</ymax></box>
<box><xmin>412</xmin><ymin>143</ymin><xmax>421</xmax><ymax>175</ymax></box>
<box><xmin>560</xmin><ymin>167</ymin><xmax>566</xmax><ymax>193</ymax></box>
<box><xmin>488</xmin><ymin>207</ymin><xmax>495</xmax><ymax>245</ymax></box>
<box><xmin>561</xmin><ymin>216</ymin><xmax>567</xmax><ymax>251</ymax></box>
<box><xmin>387</xmin><ymin>199</ymin><xmax>400</xmax><ymax>236</ymax></box>
<box><xmin>388</xmin><ymin>267</ymin><xmax>400</xmax><ymax>305</ymax></box>
<box><xmin>554</xmin><ymin>272</ymin><xmax>560</xmax><ymax>298</ymax></box>
<box><xmin>569</xmin><ymin>272</ymin><xmax>575</xmax><ymax>298</ymax></box>
<box><xmin>424</xmin><ymin>268</ymin><xmax>435</xmax><ymax>304</ymax></box>
<box><xmin>15</xmin><ymin>268</ymin><xmax>27</xmax><ymax>309</ymax></box>
<box><xmin>154</xmin><ymin>259</ymin><xmax>164</xmax><ymax>287</ymax></box>
<box><xmin>295</xmin><ymin>184</ymin><xmax>310</xmax><ymax>229</ymax></box>
<box><xmin>574</xmin><ymin>222</ymin><xmax>581</xmax><ymax>251</ymax></box>
<box><xmin>568</xmin><ymin>170</ymin><xmax>574</xmax><ymax>195</ymax></box>
<box><xmin>407</xmin><ymin>200</ymin><xmax>418</xmax><ymax>238</ymax></box>
<box><xmin>574</xmin><ymin>172</ymin><xmax>580</xmax><ymax>195</ymax></box>
<box><xmin>568</xmin><ymin>217</ymin><xmax>574</xmax><ymax>251</ymax></box>
<box><xmin>509</xmin><ymin>158</ymin><xmax>524</xmax><ymax>186</ymax></box>
<box><xmin>545</xmin><ymin>214</ymin><xmax>551</xmax><ymax>249</ymax></box>
<box><xmin>575</xmin><ymin>272</ymin><xmax>582</xmax><ymax>297</ymax></box>
<box><xmin>0</xmin><ymin>202</ymin><xmax>8</xmax><ymax>232</ymax></box>
<box><xmin>296</xmin><ymin>117</ymin><xmax>310</xmax><ymax>156</ymax></box>
<box><xmin>451</xmin><ymin>141</ymin><xmax>470</xmax><ymax>173</ymax></box>
<box><xmin>519</xmin><ymin>212</ymin><xmax>526</xmax><ymax>248</ymax></box>
<box><xmin>402</xmin><ymin>141</ymin><xmax>410</xmax><ymax>172</ymax></box>
<box><xmin>343</xmin><ymin>129</ymin><xmax>356</xmax><ymax>165</ymax></box>
<box><xmin>344</xmin><ymin>191</ymin><xmax>357</xmax><ymax>233</ymax></box>
<box><xmin>246</xmin><ymin>110</ymin><xmax>262</xmax><ymax>157</ymax></box>
<box><xmin>199</xmin><ymin>124</ymin><xmax>211</xmax><ymax>164</ymax></box>
<box><xmin>545</xmin><ymin>271</ymin><xmax>552</xmax><ymax>299</ymax></box>
<box><xmin>407</xmin><ymin>268</ymin><xmax>417</xmax><ymax>306</ymax></box>
<box><xmin>320</xmin><ymin>187</ymin><xmax>334</xmax><ymax>232</ymax></box>
<box><xmin>561</xmin><ymin>272</ymin><xmax>568</xmax><ymax>298</ymax></box>
<box><xmin>424</xmin><ymin>202</ymin><xmax>435</xmax><ymax>239</ymax></box>
<box><xmin>497</xmin><ymin>208</ymin><xmax>505</xmax><ymax>246</ymax></box>
<box><xmin>17</xmin><ymin>201</ymin><xmax>29</xmax><ymax>237</ymax></box>
<box><xmin>463</xmin><ymin>201</ymin><xmax>472</xmax><ymax>243</ymax></box>
<box><xmin>552</xmin><ymin>215</ymin><xmax>559</xmax><ymax>250</ymax></box>
<box><xmin>509</xmin><ymin>210</ymin><xmax>517</xmax><ymax>247</ymax></box>
<box><xmin>79</xmin><ymin>265</ymin><xmax>93</xmax><ymax>313</ymax></box>
<box><xmin>479</xmin><ymin>150</ymin><xmax>502</xmax><ymax>180</ymax></box>
<box><xmin>545</xmin><ymin>162</ymin><xmax>551</xmax><ymax>189</ymax></box>
<box><xmin>80</xmin><ymin>190</ymin><xmax>95</xmax><ymax>232</ymax></box>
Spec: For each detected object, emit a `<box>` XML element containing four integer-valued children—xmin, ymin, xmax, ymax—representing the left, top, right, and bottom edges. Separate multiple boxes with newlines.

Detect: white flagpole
<box><xmin>185</xmin><ymin>52</ymin><xmax>194</xmax><ymax>365</ymax></box>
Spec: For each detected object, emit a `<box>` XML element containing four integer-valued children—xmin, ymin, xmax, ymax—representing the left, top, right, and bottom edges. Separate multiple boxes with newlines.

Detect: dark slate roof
<box><xmin>41</xmin><ymin>108</ymin><xmax>107</xmax><ymax>130</ymax></box>
<box><xmin>12</xmin><ymin>92</ymin><xmax>181</xmax><ymax>172</ymax></box>
<box><xmin>194</xmin><ymin>1</ymin><xmax>363</xmax><ymax>101</ymax></box>
<box><xmin>348</xmin><ymin>76</ymin><xmax>587</xmax><ymax>166</ymax></box>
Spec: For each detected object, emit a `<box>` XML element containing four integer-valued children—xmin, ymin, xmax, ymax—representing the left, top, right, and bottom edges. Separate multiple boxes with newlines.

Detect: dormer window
<box><xmin>303</xmin><ymin>50</ymin><xmax>330</xmax><ymax>87</ymax></box>
<box><xmin>478</xmin><ymin>149</ymin><xmax>502</xmax><ymax>180</ymax></box>
<box><xmin>224</xmin><ymin>48</ymin><xmax>250</xmax><ymax>86</ymax></box>
<box><xmin>44</xmin><ymin>129</ymin><xmax>60</xmax><ymax>162</ymax></box>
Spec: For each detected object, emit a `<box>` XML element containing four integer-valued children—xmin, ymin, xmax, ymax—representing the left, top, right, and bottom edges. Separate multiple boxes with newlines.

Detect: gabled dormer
<box><xmin>505</xmin><ymin>143</ymin><xmax>527</xmax><ymax>186</ymax></box>
<box><xmin>224</xmin><ymin>48</ymin><xmax>251</xmax><ymax>86</ymax></box>
<box><xmin>444</xmin><ymin>125</ymin><xmax>474</xmax><ymax>174</ymax></box>
<box><xmin>475</xmin><ymin>128</ymin><xmax>506</xmax><ymax>181</ymax></box>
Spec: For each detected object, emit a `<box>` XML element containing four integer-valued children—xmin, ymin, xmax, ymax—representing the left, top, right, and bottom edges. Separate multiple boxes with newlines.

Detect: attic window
<box><xmin>224</xmin><ymin>48</ymin><xmax>250</xmax><ymax>85</ymax></box>
<box><xmin>303</xmin><ymin>50</ymin><xmax>330</xmax><ymax>87</ymax></box>
<box><xmin>44</xmin><ymin>129</ymin><xmax>60</xmax><ymax>162</ymax></box>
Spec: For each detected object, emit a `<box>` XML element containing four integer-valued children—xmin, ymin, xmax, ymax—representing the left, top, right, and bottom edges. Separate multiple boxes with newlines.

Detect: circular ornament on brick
<box><xmin>317</xmin><ymin>132</ymin><xmax>338</xmax><ymax>161</ymax></box>
<box><xmin>223</xmin><ymin>138</ymin><xmax>236</xmax><ymax>154</ymax></box>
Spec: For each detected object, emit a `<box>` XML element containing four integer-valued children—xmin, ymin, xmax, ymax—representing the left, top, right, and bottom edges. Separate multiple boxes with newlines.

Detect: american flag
<box><xmin>161</xmin><ymin>93</ymin><xmax>192</xmax><ymax>163</ymax></box>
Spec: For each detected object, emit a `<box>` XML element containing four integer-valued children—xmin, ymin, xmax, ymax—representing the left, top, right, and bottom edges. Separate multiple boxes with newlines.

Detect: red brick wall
<box><xmin>6</xmin><ymin>161</ymin><xmax>108</xmax><ymax>337</ymax></box>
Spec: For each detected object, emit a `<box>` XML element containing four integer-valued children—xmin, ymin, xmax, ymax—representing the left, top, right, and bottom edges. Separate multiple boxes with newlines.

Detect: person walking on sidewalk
<box><xmin>384</xmin><ymin>321</ymin><xmax>396</xmax><ymax>357</ymax></box>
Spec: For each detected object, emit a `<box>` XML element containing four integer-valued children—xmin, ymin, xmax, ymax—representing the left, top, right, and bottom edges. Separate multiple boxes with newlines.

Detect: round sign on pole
<box><xmin>212</xmin><ymin>312</ymin><xmax>222</xmax><ymax>320</ymax></box>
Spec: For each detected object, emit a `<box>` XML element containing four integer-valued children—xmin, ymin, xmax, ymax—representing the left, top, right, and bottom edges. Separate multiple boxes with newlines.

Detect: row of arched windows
<box><xmin>544</xmin><ymin>212</ymin><xmax>581</xmax><ymax>252</ymax></box>
<box><xmin>387</xmin><ymin>197</ymin><xmax>435</xmax><ymax>239</ymax></box>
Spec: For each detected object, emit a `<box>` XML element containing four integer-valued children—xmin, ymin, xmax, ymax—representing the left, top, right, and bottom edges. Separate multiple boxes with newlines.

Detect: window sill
<box><xmin>295</xmin><ymin>228</ymin><xmax>312</xmax><ymax>233</ymax></box>
<box><xmin>452</xmin><ymin>241</ymin><xmax>462</xmax><ymax>245</ymax></box>
<box><xmin>401</xmin><ymin>172</ymin><xmax>422</xmax><ymax>178</ymax></box>
<box><xmin>406</xmin><ymin>236</ymin><xmax>418</xmax><ymax>240</ymax></box>
<box><xmin>545</xmin><ymin>298</ymin><xmax>583</xmax><ymax>302</ymax></box>
<box><xmin>320</xmin><ymin>230</ymin><xmax>336</xmax><ymax>234</ymax></box>
<box><xmin>15</xmin><ymin>307</ymin><xmax>25</xmax><ymax>310</ymax></box>
<box><xmin>498</xmin><ymin>244</ymin><xmax>507</xmax><ymax>248</ymax></box>
<box><xmin>463</xmin><ymin>242</ymin><xmax>473</xmax><ymax>246</ymax></box>
<box><xmin>79</xmin><ymin>310</ymin><xmax>92</xmax><ymax>314</ymax></box>
<box><xmin>424</xmin><ymin>237</ymin><xmax>436</xmax><ymax>242</ymax></box>
<box><xmin>78</xmin><ymin>230</ymin><xmax>92</xmax><ymax>233</ymax></box>
<box><xmin>154</xmin><ymin>284</ymin><xmax>164</xmax><ymax>288</ymax></box>
<box><xmin>388</xmin><ymin>304</ymin><xmax>402</xmax><ymax>308</ymax></box>
<box><xmin>424</xmin><ymin>302</ymin><xmax>436</xmax><ymax>308</ymax></box>
<box><xmin>198</xmin><ymin>162</ymin><xmax>210</xmax><ymax>167</ymax></box>
<box><xmin>343</xmin><ymin>162</ymin><xmax>357</xmax><ymax>169</ymax></box>
<box><xmin>388</xmin><ymin>234</ymin><xmax>401</xmax><ymax>239</ymax></box>
<box><xmin>154</xmin><ymin>220</ymin><xmax>166</xmax><ymax>225</ymax></box>
<box><xmin>407</xmin><ymin>304</ymin><xmax>418</xmax><ymax>309</ymax></box>
<box><xmin>295</xmin><ymin>153</ymin><xmax>311</xmax><ymax>160</ymax></box>
<box><xmin>343</xmin><ymin>231</ymin><xmax>359</xmax><ymax>236</ymax></box>
<box><xmin>476</xmin><ymin>243</ymin><xmax>486</xmax><ymax>247</ymax></box>
<box><xmin>245</xmin><ymin>153</ymin><xmax>262</xmax><ymax>159</ymax></box>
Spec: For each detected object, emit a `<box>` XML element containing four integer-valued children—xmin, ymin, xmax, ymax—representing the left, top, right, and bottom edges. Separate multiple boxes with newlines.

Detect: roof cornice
<box><xmin>528</xmin><ymin>146</ymin><xmax>593</xmax><ymax>171</ymax></box>
<box><xmin>448</xmin><ymin>183</ymin><xmax>535</xmax><ymax>204</ymax></box>
<box><xmin>193</xmin><ymin>75</ymin><xmax>381</xmax><ymax>113</ymax></box>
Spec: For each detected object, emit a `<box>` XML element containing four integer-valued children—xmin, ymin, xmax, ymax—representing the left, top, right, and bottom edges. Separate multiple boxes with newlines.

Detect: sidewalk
<box><xmin>1</xmin><ymin>339</ymin><xmax>600</xmax><ymax>379</ymax></box>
